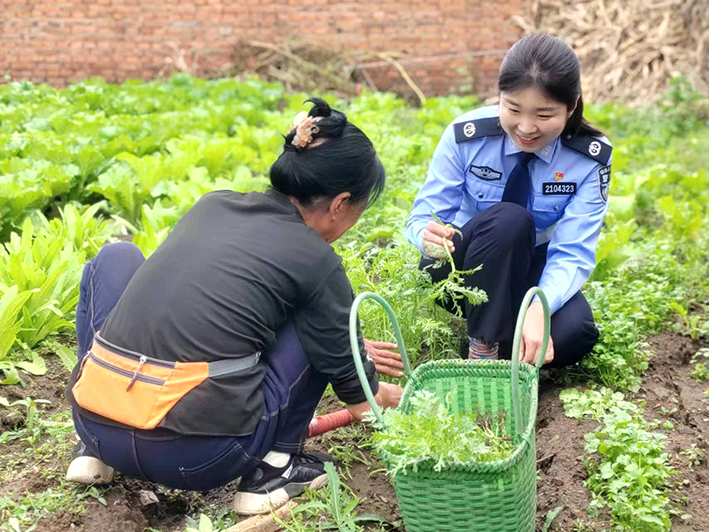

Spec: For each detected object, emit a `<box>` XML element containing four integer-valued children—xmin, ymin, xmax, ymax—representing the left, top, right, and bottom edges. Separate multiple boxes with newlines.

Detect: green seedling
<box><xmin>0</xmin><ymin>398</ymin><xmax>72</xmax><ymax>447</ymax></box>
<box><xmin>542</xmin><ymin>506</ymin><xmax>564</xmax><ymax>532</ymax></box>
<box><xmin>669</xmin><ymin>302</ymin><xmax>708</xmax><ymax>340</ymax></box>
<box><xmin>423</xmin><ymin>213</ymin><xmax>487</xmax><ymax>318</ymax></box>
<box><xmin>690</xmin><ymin>348</ymin><xmax>709</xmax><ymax>382</ymax></box>
<box><xmin>273</xmin><ymin>462</ymin><xmax>390</xmax><ymax>532</ymax></box>
<box><xmin>680</xmin><ymin>445</ymin><xmax>705</xmax><ymax>468</ymax></box>
<box><xmin>561</xmin><ymin>388</ymin><xmax>672</xmax><ymax>531</ymax></box>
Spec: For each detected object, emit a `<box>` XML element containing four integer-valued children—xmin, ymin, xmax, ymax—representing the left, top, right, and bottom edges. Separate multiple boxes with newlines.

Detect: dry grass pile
<box><xmin>228</xmin><ymin>40</ymin><xmax>427</xmax><ymax>104</ymax></box>
<box><xmin>513</xmin><ymin>0</ymin><xmax>709</xmax><ymax>103</ymax></box>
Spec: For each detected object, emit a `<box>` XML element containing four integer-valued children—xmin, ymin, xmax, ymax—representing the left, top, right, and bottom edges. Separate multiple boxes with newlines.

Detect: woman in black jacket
<box><xmin>65</xmin><ymin>98</ymin><xmax>403</xmax><ymax>515</ymax></box>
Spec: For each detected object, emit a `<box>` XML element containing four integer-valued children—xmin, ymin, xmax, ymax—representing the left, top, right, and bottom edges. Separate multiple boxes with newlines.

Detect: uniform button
<box><xmin>554</xmin><ymin>206</ymin><xmax>559</xmax><ymax>211</ymax></box>
<box><xmin>477</xmin><ymin>193</ymin><xmax>484</xmax><ymax>199</ymax></box>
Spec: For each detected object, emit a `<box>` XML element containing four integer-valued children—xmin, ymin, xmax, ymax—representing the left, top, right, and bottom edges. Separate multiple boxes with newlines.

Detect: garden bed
<box><xmin>1</xmin><ymin>332</ymin><xmax>706</xmax><ymax>531</ymax></box>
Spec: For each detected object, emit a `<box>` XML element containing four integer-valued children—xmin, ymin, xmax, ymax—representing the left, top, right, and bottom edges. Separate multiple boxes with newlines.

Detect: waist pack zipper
<box><xmin>95</xmin><ymin>335</ymin><xmax>175</xmax><ymax>368</ymax></box>
<box><xmin>126</xmin><ymin>355</ymin><xmax>147</xmax><ymax>392</ymax></box>
<box><xmin>88</xmin><ymin>351</ymin><xmax>165</xmax><ymax>391</ymax></box>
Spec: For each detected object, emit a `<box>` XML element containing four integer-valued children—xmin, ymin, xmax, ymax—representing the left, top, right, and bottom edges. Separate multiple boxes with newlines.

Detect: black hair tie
<box><xmin>283</xmin><ymin>143</ymin><xmax>298</xmax><ymax>152</ymax></box>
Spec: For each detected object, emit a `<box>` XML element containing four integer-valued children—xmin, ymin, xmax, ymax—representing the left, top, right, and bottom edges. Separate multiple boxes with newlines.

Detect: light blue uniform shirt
<box><xmin>405</xmin><ymin>105</ymin><xmax>612</xmax><ymax>314</ymax></box>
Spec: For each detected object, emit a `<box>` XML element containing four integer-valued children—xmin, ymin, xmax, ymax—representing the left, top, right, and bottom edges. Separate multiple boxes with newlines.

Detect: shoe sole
<box><xmin>233</xmin><ymin>473</ymin><xmax>329</xmax><ymax>515</ymax></box>
<box><xmin>66</xmin><ymin>456</ymin><xmax>114</xmax><ymax>485</ymax></box>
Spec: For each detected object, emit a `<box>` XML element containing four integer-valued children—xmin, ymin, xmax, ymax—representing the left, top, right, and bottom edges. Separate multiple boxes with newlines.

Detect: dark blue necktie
<box><xmin>502</xmin><ymin>152</ymin><xmax>535</xmax><ymax>208</ymax></box>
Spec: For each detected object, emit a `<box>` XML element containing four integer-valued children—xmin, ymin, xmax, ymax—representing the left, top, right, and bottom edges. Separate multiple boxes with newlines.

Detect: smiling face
<box><xmin>499</xmin><ymin>86</ymin><xmax>576</xmax><ymax>153</ymax></box>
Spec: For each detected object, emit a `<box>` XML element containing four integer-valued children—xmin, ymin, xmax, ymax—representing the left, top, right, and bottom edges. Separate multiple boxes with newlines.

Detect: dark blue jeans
<box><xmin>72</xmin><ymin>242</ymin><xmax>329</xmax><ymax>491</ymax></box>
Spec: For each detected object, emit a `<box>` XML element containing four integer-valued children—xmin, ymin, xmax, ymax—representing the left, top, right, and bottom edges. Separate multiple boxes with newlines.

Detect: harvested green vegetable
<box><xmin>423</xmin><ymin>213</ymin><xmax>487</xmax><ymax>317</ymax></box>
<box><xmin>365</xmin><ymin>389</ymin><xmax>515</xmax><ymax>475</ymax></box>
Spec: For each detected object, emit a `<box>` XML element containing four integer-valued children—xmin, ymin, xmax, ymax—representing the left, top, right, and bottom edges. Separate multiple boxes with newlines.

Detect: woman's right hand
<box><xmin>345</xmin><ymin>382</ymin><xmax>404</xmax><ymax>421</ymax></box>
<box><xmin>422</xmin><ymin>220</ymin><xmax>456</xmax><ymax>258</ymax></box>
<box><xmin>377</xmin><ymin>382</ymin><xmax>403</xmax><ymax>409</ymax></box>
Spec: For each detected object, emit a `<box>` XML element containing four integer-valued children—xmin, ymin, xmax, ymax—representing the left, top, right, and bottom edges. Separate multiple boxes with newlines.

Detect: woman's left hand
<box><xmin>364</xmin><ymin>339</ymin><xmax>405</xmax><ymax>377</ymax></box>
<box><xmin>520</xmin><ymin>301</ymin><xmax>554</xmax><ymax>365</ymax></box>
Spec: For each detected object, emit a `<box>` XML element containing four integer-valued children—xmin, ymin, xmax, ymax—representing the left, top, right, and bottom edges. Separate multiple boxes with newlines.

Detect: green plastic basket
<box><xmin>349</xmin><ymin>287</ymin><xmax>550</xmax><ymax>532</ymax></box>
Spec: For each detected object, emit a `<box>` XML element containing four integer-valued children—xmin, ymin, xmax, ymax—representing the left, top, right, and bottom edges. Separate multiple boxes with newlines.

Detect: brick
<box><xmin>2</xmin><ymin>0</ymin><xmax>524</xmax><ymax>94</ymax></box>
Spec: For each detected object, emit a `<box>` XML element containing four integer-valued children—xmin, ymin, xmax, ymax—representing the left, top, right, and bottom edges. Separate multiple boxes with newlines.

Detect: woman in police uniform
<box><xmin>406</xmin><ymin>34</ymin><xmax>611</xmax><ymax>366</ymax></box>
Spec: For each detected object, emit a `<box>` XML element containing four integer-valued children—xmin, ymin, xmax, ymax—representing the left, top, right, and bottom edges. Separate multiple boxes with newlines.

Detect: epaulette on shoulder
<box><xmin>453</xmin><ymin>117</ymin><xmax>503</xmax><ymax>144</ymax></box>
<box><xmin>561</xmin><ymin>135</ymin><xmax>612</xmax><ymax>165</ymax></box>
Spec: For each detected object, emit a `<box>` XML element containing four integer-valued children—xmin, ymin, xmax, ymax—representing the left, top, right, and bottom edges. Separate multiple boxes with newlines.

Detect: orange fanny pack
<box><xmin>72</xmin><ymin>334</ymin><xmax>260</xmax><ymax>430</ymax></box>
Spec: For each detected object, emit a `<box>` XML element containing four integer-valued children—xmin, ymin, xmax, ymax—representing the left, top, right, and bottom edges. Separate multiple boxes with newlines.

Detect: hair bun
<box><xmin>305</xmin><ymin>97</ymin><xmax>333</xmax><ymax>118</ymax></box>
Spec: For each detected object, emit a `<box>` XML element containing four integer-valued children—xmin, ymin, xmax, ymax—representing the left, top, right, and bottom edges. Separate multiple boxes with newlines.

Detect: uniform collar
<box><xmin>503</xmin><ymin>134</ymin><xmax>558</xmax><ymax>164</ymax></box>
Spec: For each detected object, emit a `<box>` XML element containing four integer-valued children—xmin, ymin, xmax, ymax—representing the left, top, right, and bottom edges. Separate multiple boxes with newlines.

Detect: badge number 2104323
<box><xmin>542</xmin><ymin>182</ymin><xmax>577</xmax><ymax>195</ymax></box>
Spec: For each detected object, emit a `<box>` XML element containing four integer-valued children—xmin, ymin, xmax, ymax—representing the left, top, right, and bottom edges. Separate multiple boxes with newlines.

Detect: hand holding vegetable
<box><xmin>423</xmin><ymin>220</ymin><xmax>456</xmax><ymax>258</ymax></box>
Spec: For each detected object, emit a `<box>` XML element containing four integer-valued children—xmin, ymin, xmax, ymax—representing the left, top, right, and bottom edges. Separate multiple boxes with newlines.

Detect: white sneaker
<box><xmin>233</xmin><ymin>452</ymin><xmax>332</xmax><ymax>515</ymax></box>
<box><xmin>65</xmin><ymin>442</ymin><xmax>114</xmax><ymax>485</ymax></box>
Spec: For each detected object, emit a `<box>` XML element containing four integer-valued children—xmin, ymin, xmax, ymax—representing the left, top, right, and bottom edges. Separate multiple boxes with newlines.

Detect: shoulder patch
<box><xmin>561</xmin><ymin>135</ymin><xmax>612</xmax><ymax>165</ymax></box>
<box><xmin>453</xmin><ymin>117</ymin><xmax>504</xmax><ymax>144</ymax></box>
<box><xmin>597</xmin><ymin>165</ymin><xmax>611</xmax><ymax>203</ymax></box>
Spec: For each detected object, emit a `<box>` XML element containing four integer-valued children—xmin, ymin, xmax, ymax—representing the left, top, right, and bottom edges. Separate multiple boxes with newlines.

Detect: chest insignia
<box><xmin>469</xmin><ymin>165</ymin><xmax>502</xmax><ymax>181</ymax></box>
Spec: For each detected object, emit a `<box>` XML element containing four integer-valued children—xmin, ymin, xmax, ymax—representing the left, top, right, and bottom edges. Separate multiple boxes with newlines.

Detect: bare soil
<box><xmin>2</xmin><ymin>333</ymin><xmax>707</xmax><ymax>532</ymax></box>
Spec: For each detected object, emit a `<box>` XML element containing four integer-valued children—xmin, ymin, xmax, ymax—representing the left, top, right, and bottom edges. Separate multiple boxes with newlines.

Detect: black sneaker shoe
<box><xmin>66</xmin><ymin>441</ymin><xmax>114</xmax><ymax>485</ymax></box>
<box><xmin>233</xmin><ymin>452</ymin><xmax>333</xmax><ymax>515</ymax></box>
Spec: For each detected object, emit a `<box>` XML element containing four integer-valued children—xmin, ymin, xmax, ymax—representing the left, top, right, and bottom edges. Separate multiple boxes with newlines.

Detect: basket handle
<box><xmin>349</xmin><ymin>292</ymin><xmax>412</xmax><ymax>425</ymax></box>
<box><xmin>510</xmin><ymin>287</ymin><xmax>550</xmax><ymax>439</ymax></box>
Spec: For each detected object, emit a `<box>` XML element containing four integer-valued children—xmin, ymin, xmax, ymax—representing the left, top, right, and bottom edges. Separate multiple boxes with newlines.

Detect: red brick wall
<box><xmin>0</xmin><ymin>1</ymin><xmax>526</xmax><ymax>97</ymax></box>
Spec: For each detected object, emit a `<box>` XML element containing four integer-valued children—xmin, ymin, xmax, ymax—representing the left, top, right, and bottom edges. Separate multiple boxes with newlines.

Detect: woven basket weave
<box><xmin>350</xmin><ymin>288</ymin><xmax>550</xmax><ymax>532</ymax></box>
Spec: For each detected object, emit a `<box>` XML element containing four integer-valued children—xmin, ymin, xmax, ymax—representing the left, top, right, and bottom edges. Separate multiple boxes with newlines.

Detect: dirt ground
<box><xmin>1</xmin><ymin>332</ymin><xmax>707</xmax><ymax>532</ymax></box>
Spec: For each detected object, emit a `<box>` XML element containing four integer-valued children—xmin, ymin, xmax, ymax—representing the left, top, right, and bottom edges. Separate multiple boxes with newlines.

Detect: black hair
<box><xmin>498</xmin><ymin>34</ymin><xmax>603</xmax><ymax>139</ymax></box>
<box><xmin>269</xmin><ymin>97</ymin><xmax>385</xmax><ymax>209</ymax></box>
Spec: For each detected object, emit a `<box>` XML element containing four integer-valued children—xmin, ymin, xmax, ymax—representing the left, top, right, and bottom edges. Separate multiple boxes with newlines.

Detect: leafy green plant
<box><xmin>184</xmin><ymin>507</ymin><xmax>238</xmax><ymax>532</ymax></box>
<box><xmin>424</xmin><ymin>214</ymin><xmax>488</xmax><ymax>317</ymax></box>
<box><xmin>366</xmin><ymin>390</ymin><xmax>514</xmax><ymax>475</ymax></box>
<box><xmin>690</xmin><ymin>348</ymin><xmax>709</xmax><ymax>382</ymax></box>
<box><xmin>582</xmin><ymin>240</ymin><xmax>687</xmax><ymax>390</ymax></box>
<box><xmin>0</xmin><ymin>398</ymin><xmax>73</xmax><ymax>446</ymax></box>
<box><xmin>541</xmin><ymin>506</ymin><xmax>564</xmax><ymax>532</ymax></box>
<box><xmin>274</xmin><ymin>462</ymin><xmax>389</xmax><ymax>532</ymax></box>
<box><xmin>185</xmin><ymin>514</ymin><xmax>217</xmax><ymax>532</ymax></box>
<box><xmin>589</xmin><ymin>218</ymin><xmax>637</xmax><ymax>282</ymax></box>
<box><xmin>30</xmin><ymin>201</ymin><xmax>118</xmax><ymax>259</ymax></box>
<box><xmin>0</xmin><ymin>481</ymin><xmax>110</xmax><ymax>532</ymax></box>
<box><xmin>322</xmin><ymin>423</ymin><xmax>373</xmax><ymax>478</ymax></box>
<box><xmin>0</xmin><ymin>218</ymin><xmax>84</xmax><ymax>358</ymax></box>
<box><xmin>680</xmin><ymin>445</ymin><xmax>705</xmax><ymax>468</ymax></box>
<box><xmin>0</xmin><ymin>159</ymin><xmax>78</xmax><ymax>239</ymax></box>
<box><xmin>0</xmin><ymin>287</ymin><xmax>34</xmax><ymax>363</ymax></box>
<box><xmin>669</xmin><ymin>302</ymin><xmax>708</xmax><ymax>341</ymax></box>
<box><xmin>340</xmin><ymin>243</ymin><xmax>464</xmax><ymax>366</ymax></box>
<box><xmin>561</xmin><ymin>389</ymin><xmax>672</xmax><ymax>531</ymax></box>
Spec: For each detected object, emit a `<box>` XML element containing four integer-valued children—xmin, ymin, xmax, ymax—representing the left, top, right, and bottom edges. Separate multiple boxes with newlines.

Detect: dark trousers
<box><xmin>420</xmin><ymin>203</ymin><xmax>598</xmax><ymax>368</ymax></box>
<box><xmin>72</xmin><ymin>242</ymin><xmax>329</xmax><ymax>491</ymax></box>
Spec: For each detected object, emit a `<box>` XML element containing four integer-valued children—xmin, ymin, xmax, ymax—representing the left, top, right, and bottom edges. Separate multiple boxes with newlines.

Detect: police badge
<box><xmin>469</xmin><ymin>164</ymin><xmax>502</xmax><ymax>181</ymax></box>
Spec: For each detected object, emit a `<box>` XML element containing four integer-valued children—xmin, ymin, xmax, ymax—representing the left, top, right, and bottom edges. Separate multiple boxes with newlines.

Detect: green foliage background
<box><xmin>0</xmin><ymin>74</ymin><xmax>708</xmax><ymax>532</ymax></box>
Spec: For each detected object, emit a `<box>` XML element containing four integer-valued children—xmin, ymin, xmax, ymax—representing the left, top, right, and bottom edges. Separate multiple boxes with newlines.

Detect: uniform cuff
<box><xmin>533</xmin><ymin>287</ymin><xmax>562</xmax><ymax>315</ymax></box>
